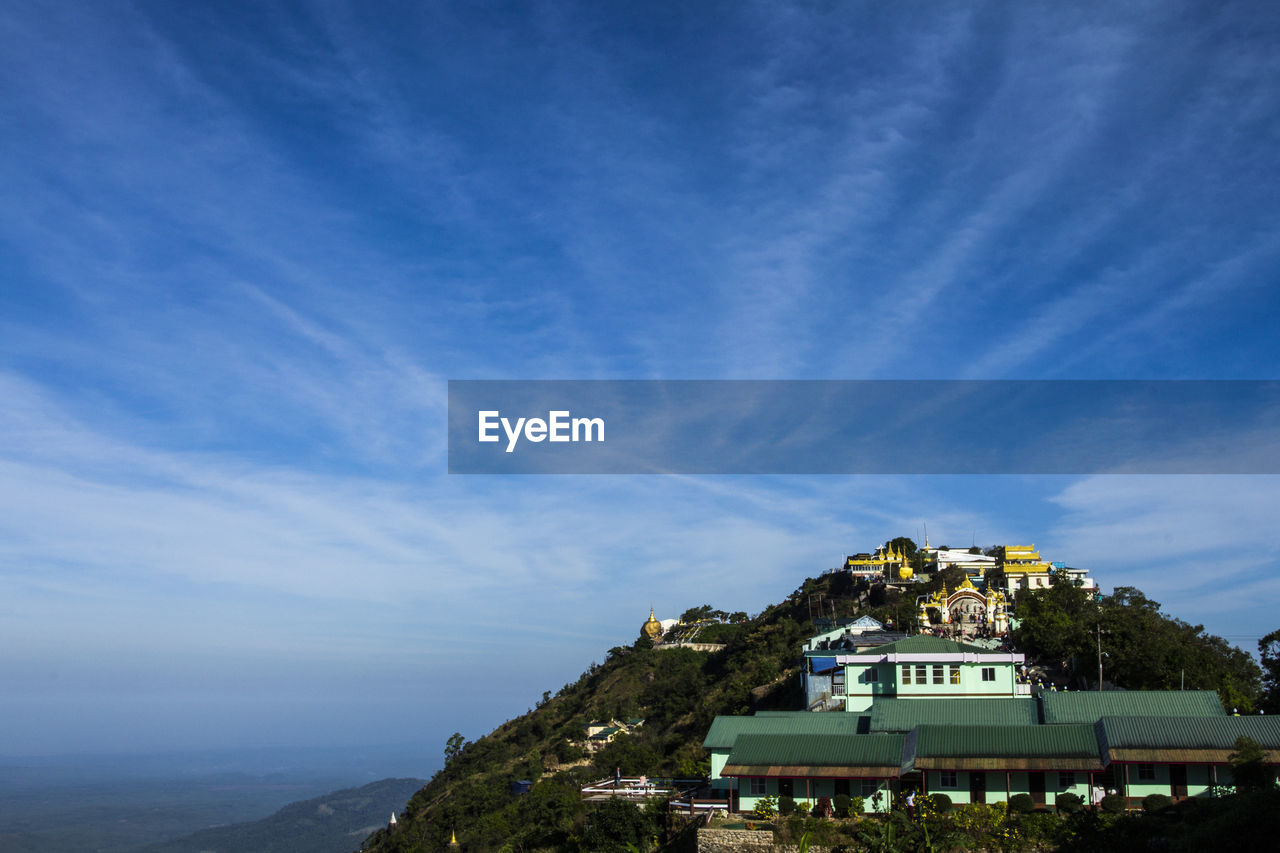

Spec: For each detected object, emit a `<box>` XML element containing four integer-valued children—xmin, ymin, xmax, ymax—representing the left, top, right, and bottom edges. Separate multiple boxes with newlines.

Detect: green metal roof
<box><xmin>1041</xmin><ymin>690</ymin><xmax>1224</xmax><ymax>724</ymax></box>
<box><xmin>869</xmin><ymin>698</ymin><xmax>1040</xmax><ymax>732</ymax></box>
<box><xmin>725</xmin><ymin>733</ymin><xmax>905</xmax><ymax>767</ymax></box>
<box><xmin>871</xmin><ymin>635</ymin><xmax>993</xmax><ymax>655</ymax></box>
<box><xmin>1098</xmin><ymin>715</ymin><xmax>1280</xmax><ymax>750</ymax></box>
<box><xmin>703</xmin><ymin>713</ymin><xmax>865</xmax><ymax>750</ymax></box>
<box><xmin>911</xmin><ymin>724</ymin><xmax>1099</xmax><ymax>758</ymax></box>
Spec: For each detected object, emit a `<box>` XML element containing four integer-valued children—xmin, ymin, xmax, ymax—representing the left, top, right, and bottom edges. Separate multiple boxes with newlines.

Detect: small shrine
<box><xmin>845</xmin><ymin>543</ymin><xmax>913</xmax><ymax>581</ymax></box>
<box><xmin>918</xmin><ymin>576</ymin><xmax>1009</xmax><ymax>634</ymax></box>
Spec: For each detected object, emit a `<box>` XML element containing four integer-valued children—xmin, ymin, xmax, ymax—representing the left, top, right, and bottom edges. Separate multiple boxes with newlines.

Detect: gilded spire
<box><xmin>642</xmin><ymin>607</ymin><xmax>663</xmax><ymax>639</ymax></box>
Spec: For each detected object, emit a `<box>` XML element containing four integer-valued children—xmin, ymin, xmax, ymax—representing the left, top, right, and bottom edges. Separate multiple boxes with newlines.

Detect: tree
<box><xmin>1229</xmin><ymin>736</ymin><xmax>1275</xmax><ymax>790</ymax></box>
<box><xmin>444</xmin><ymin>732</ymin><xmax>467</xmax><ymax>765</ymax></box>
<box><xmin>579</xmin><ymin>796</ymin><xmax>658</xmax><ymax>852</ymax></box>
<box><xmin>680</xmin><ymin>604</ymin><xmax>714</xmax><ymax>623</ymax></box>
<box><xmin>1011</xmin><ymin>580</ymin><xmax>1094</xmax><ymax>671</ymax></box>
<box><xmin>1259</xmin><ymin>629</ymin><xmax>1280</xmax><ymax>713</ymax></box>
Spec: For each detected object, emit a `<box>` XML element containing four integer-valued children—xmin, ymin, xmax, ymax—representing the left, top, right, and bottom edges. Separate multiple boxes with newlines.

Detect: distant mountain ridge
<box><xmin>138</xmin><ymin>777</ymin><xmax>426</xmax><ymax>853</ymax></box>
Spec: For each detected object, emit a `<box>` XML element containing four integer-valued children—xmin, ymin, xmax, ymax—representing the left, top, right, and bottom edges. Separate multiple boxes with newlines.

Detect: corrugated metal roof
<box><xmin>875</xmin><ymin>635</ymin><xmax>992</xmax><ymax>655</ymax></box>
<box><xmin>869</xmin><ymin>698</ymin><xmax>1040</xmax><ymax>732</ymax></box>
<box><xmin>725</xmin><ymin>733</ymin><xmax>905</xmax><ymax>768</ymax></box>
<box><xmin>703</xmin><ymin>713</ymin><xmax>865</xmax><ymax>749</ymax></box>
<box><xmin>1041</xmin><ymin>690</ymin><xmax>1224</xmax><ymax>724</ymax></box>
<box><xmin>911</xmin><ymin>724</ymin><xmax>1099</xmax><ymax>758</ymax></box>
<box><xmin>1098</xmin><ymin>715</ymin><xmax>1280</xmax><ymax>750</ymax></box>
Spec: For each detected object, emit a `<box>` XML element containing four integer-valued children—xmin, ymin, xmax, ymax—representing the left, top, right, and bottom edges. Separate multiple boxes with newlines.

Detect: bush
<box><xmin>1055</xmin><ymin>792</ymin><xmax>1083</xmax><ymax>814</ymax></box>
<box><xmin>814</xmin><ymin>796</ymin><xmax>833</xmax><ymax>818</ymax></box>
<box><xmin>850</xmin><ymin>795</ymin><xmax>865</xmax><ymax>815</ymax></box>
<box><xmin>1100</xmin><ymin>793</ymin><xmax>1127</xmax><ymax>814</ymax></box>
<box><xmin>795</xmin><ymin>800</ymin><xmax>811</xmax><ymax>816</ymax></box>
<box><xmin>833</xmin><ymin>794</ymin><xmax>850</xmax><ymax>818</ymax></box>
<box><xmin>779</xmin><ymin>795</ymin><xmax>795</xmax><ymax>816</ymax></box>
<box><xmin>1143</xmin><ymin>793</ymin><xmax>1174</xmax><ymax>814</ymax></box>
<box><xmin>1008</xmin><ymin>793</ymin><xmax>1035</xmax><ymax>813</ymax></box>
<box><xmin>752</xmin><ymin>795</ymin><xmax>777</xmax><ymax>819</ymax></box>
<box><xmin>927</xmin><ymin>793</ymin><xmax>952</xmax><ymax>813</ymax></box>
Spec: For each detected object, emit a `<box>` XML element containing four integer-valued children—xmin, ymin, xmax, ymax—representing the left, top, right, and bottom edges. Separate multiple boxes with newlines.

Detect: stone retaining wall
<box><xmin>695</xmin><ymin>828</ymin><xmax>831</xmax><ymax>853</ymax></box>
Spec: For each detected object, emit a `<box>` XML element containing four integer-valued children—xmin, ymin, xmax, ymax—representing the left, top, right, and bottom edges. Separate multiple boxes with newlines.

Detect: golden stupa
<box><xmin>641</xmin><ymin>607</ymin><xmax>663</xmax><ymax>639</ymax></box>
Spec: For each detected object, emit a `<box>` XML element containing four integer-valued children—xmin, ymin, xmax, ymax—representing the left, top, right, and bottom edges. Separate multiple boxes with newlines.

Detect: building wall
<box><xmin>842</xmin><ymin>659</ymin><xmax>1018</xmax><ymax>709</ymax></box>
<box><xmin>1119</xmin><ymin>762</ymin><xmax>1171</xmax><ymax>800</ymax></box>
<box><xmin>1116</xmin><ymin>763</ymin><xmax>1219</xmax><ymax>800</ymax></box>
<box><xmin>924</xmin><ymin>770</ymin><xmax>1091</xmax><ymax>806</ymax></box>
<box><xmin>735</xmin><ymin>778</ymin><xmax>893</xmax><ymax>814</ymax></box>
<box><xmin>710</xmin><ymin>750</ymin><xmax>730</xmax><ymax>791</ymax></box>
<box><xmin>844</xmin><ymin>663</ymin><xmax>894</xmax><ymax>711</ymax></box>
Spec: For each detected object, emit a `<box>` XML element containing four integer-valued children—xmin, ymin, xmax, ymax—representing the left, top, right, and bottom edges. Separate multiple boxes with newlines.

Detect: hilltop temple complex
<box><xmin>697</xmin><ymin>536</ymin><xmax>1278</xmax><ymax>816</ymax></box>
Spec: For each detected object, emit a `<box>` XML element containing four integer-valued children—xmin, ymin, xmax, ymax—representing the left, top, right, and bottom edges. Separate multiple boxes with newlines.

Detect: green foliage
<box><xmin>679</xmin><ymin>604</ymin><xmax>724</xmax><ymax>623</ymax></box>
<box><xmin>443</xmin><ymin>732</ymin><xmax>466</xmax><ymax>765</ymax></box>
<box><xmin>1055</xmin><ymin>792</ymin><xmax>1083</xmax><ymax>814</ymax></box>
<box><xmin>1100</xmin><ymin>793</ymin><xmax>1127</xmax><ymax>814</ymax></box>
<box><xmin>928</xmin><ymin>792</ymin><xmax>952</xmax><ymax>813</ymax></box>
<box><xmin>1229</xmin><ymin>735</ymin><xmax>1276</xmax><ymax>790</ymax></box>
<box><xmin>579</xmin><ymin>796</ymin><xmax>660</xmax><ymax>853</ymax></box>
<box><xmin>1011</xmin><ymin>578</ymin><xmax>1094</xmax><ymax>665</ymax></box>
<box><xmin>1260</xmin><ymin>628</ymin><xmax>1280</xmax><ymax>713</ymax></box>
<box><xmin>833</xmin><ymin>793</ymin><xmax>851</xmax><ymax>818</ymax></box>
<box><xmin>1142</xmin><ymin>793</ymin><xmax>1173</xmax><ymax>814</ymax></box>
<box><xmin>1008</xmin><ymin>793</ymin><xmax>1035</xmax><ymax>813</ymax></box>
<box><xmin>752</xmin><ymin>795</ymin><xmax>778</xmax><ymax>819</ymax></box>
<box><xmin>778</xmin><ymin>795</ymin><xmax>795</xmax><ymax>816</ymax></box>
<box><xmin>849</xmin><ymin>794</ymin><xmax>865</xmax><ymax>815</ymax></box>
<box><xmin>1013</xmin><ymin>583</ymin><xmax>1262</xmax><ymax>708</ymax></box>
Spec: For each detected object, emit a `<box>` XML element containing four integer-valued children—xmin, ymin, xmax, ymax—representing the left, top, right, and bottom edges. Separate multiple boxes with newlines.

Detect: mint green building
<box><xmin>706</xmin><ymin>670</ymin><xmax>1280</xmax><ymax>813</ymax></box>
<box><xmin>805</xmin><ymin>635</ymin><xmax>1028</xmax><ymax>713</ymax></box>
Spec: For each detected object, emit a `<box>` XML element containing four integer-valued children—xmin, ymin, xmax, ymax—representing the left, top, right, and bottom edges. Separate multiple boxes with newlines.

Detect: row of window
<box><xmin>747</xmin><ymin>778</ymin><xmax>881</xmax><ymax>797</ymax></box>
<box><xmin>897</xmin><ymin>665</ymin><xmax>998</xmax><ymax>685</ymax></box>
<box><xmin>747</xmin><ymin>766</ymin><xmax>1159</xmax><ymax>797</ymax></box>
<box><xmin>936</xmin><ymin>771</ymin><xmax>1078</xmax><ymax>788</ymax></box>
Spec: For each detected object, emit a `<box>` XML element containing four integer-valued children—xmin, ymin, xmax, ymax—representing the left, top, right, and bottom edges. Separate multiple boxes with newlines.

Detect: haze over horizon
<box><xmin>3</xmin><ymin>1</ymin><xmax>1279</xmax><ymax>762</ymax></box>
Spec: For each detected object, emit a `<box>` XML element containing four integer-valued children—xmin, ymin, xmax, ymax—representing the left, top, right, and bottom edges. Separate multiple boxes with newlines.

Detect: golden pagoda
<box><xmin>641</xmin><ymin>607</ymin><xmax>663</xmax><ymax>639</ymax></box>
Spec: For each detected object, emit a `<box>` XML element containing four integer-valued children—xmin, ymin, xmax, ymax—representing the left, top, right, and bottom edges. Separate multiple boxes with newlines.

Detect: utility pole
<box><xmin>1096</xmin><ymin>623</ymin><xmax>1103</xmax><ymax>692</ymax></box>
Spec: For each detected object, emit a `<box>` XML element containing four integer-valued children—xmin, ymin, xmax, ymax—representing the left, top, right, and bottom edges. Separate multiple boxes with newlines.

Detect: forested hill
<box><xmin>361</xmin><ymin>570</ymin><xmax>1272</xmax><ymax>853</ymax></box>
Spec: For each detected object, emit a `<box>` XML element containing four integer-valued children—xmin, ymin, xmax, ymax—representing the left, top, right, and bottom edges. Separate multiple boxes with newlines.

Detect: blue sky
<box><xmin>2</xmin><ymin>1</ymin><xmax>1279</xmax><ymax>761</ymax></box>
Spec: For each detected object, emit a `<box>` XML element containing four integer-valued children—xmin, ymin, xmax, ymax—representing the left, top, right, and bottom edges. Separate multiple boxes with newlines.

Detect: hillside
<box><xmin>361</xmin><ymin>570</ymin><xmax>1265</xmax><ymax>853</ymax></box>
<box><xmin>137</xmin><ymin>777</ymin><xmax>427</xmax><ymax>853</ymax></box>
